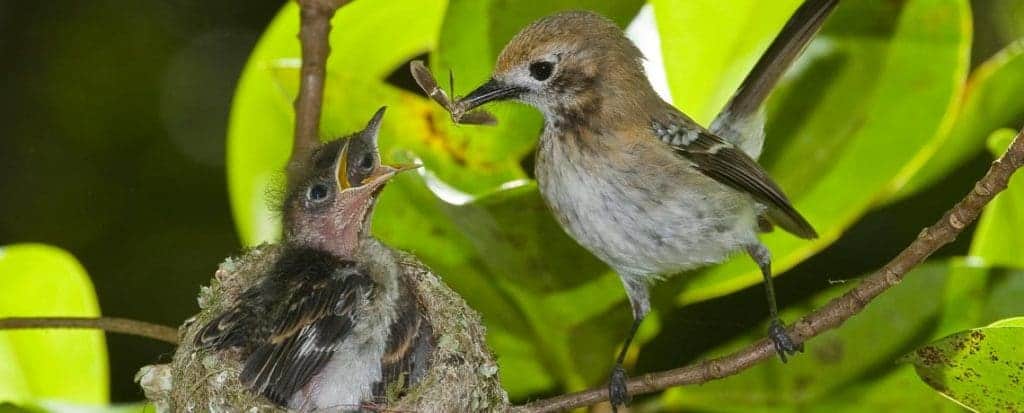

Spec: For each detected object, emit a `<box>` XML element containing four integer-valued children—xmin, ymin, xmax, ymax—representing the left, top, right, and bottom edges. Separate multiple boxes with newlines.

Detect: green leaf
<box><xmin>982</xmin><ymin>268</ymin><xmax>1024</xmax><ymax>322</ymax></box>
<box><xmin>660</xmin><ymin>262</ymin><xmax>956</xmax><ymax>409</ymax></box>
<box><xmin>651</xmin><ymin>0</ymin><xmax>802</xmax><ymax>123</ymax></box>
<box><xmin>895</xmin><ymin>40</ymin><xmax>1024</xmax><ymax>199</ymax></box>
<box><xmin>0</xmin><ymin>244</ymin><xmax>107</xmax><ymax>405</ymax></box>
<box><xmin>935</xmin><ymin>259</ymin><xmax>1024</xmax><ymax>339</ymax></box>
<box><xmin>968</xmin><ymin>128</ymin><xmax>1024</xmax><ymax>269</ymax></box>
<box><xmin>934</xmin><ymin>259</ymin><xmax>990</xmax><ymax>337</ymax></box>
<box><xmin>904</xmin><ymin>325</ymin><xmax>1024</xmax><ymax>412</ymax></box>
<box><xmin>676</xmin><ymin>0</ymin><xmax>972</xmax><ymax>303</ymax></box>
<box><xmin>815</xmin><ymin>367</ymin><xmax>966</xmax><ymax>413</ymax></box>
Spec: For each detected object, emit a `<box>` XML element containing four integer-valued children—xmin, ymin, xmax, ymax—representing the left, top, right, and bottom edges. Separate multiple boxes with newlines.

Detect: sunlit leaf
<box><xmin>988</xmin><ymin>317</ymin><xmax>1024</xmax><ymax>328</ymax></box>
<box><xmin>894</xmin><ymin>40</ymin><xmax>1024</xmax><ymax>200</ymax></box>
<box><xmin>0</xmin><ymin>244</ymin><xmax>107</xmax><ymax>405</ymax></box>
<box><xmin>903</xmin><ymin>324</ymin><xmax>1024</xmax><ymax>412</ymax></box>
<box><xmin>676</xmin><ymin>0</ymin><xmax>971</xmax><ymax>303</ymax></box>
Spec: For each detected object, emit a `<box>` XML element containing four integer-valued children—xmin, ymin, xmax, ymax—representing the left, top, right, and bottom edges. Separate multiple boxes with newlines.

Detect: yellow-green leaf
<box><xmin>0</xmin><ymin>244</ymin><xmax>107</xmax><ymax>405</ymax></box>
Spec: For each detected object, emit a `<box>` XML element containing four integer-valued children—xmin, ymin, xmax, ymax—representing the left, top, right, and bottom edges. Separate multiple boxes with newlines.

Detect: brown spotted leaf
<box><xmin>903</xmin><ymin>321</ymin><xmax>1024</xmax><ymax>412</ymax></box>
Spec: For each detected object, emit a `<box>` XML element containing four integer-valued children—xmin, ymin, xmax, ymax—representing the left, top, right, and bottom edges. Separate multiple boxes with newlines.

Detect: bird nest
<box><xmin>137</xmin><ymin>244</ymin><xmax>508</xmax><ymax>412</ymax></box>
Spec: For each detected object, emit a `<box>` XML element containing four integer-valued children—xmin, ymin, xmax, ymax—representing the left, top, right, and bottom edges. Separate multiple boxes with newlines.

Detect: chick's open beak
<box><xmin>457</xmin><ymin>78</ymin><xmax>524</xmax><ymax>113</ymax></box>
<box><xmin>360</xmin><ymin>162</ymin><xmax>421</xmax><ymax>192</ymax></box>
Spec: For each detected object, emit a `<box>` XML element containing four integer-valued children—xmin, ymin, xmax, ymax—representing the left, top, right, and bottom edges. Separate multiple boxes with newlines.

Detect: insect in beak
<box><xmin>410</xmin><ymin>60</ymin><xmax>499</xmax><ymax>126</ymax></box>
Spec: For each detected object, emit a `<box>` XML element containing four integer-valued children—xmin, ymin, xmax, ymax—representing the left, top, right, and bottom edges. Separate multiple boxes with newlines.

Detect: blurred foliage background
<box><xmin>1</xmin><ymin>0</ymin><xmax>1024</xmax><ymax>411</ymax></box>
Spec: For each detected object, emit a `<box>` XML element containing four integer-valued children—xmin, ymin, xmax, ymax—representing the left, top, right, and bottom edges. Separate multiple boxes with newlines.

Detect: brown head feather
<box><xmin>488</xmin><ymin>11</ymin><xmax>662</xmax><ymax>134</ymax></box>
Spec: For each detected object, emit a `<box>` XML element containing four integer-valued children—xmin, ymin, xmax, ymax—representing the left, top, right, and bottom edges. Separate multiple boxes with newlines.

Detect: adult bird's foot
<box><xmin>609</xmin><ymin>363</ymin><xmax>631</xmax><ymax>410</ymax></box>
<box><xmin>768</xmin><ymin>319</ymin><xmax>803</xmax><ymax>363</ymax></box>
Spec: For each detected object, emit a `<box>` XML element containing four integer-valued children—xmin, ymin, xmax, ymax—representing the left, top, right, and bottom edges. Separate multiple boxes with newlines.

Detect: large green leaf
<box><xmin>0</xmin><ymin>244</ymin><xmax>107</xmax><ymax>405</ymax></box>
<box><xmin>660</xmin><ymin>262</ymin><xmax>955</xmax><ymax>410</ymax></box>
<box><xmin>675</xmin><ymin>0</ymin><xmax>972</xmax><ymax>303</ymax></box>
<box><xmin>895</xmin><ymin>40</ymin><xmax>1024</xmax><ymax>200</ymax></box>
<box><xmin>903</xmin><ymin>321</ymin><xmax>1024</xmax><ymax>412</ymax></box>
<box><xmin>651</xmin><ymin>0</ymin><xmax>802</xmax><ymax>123</ymax></box>
<box><xmin>968</xmin><ymin>128</ymin><xmax>1024</xmax><ymax>269</ymax></box>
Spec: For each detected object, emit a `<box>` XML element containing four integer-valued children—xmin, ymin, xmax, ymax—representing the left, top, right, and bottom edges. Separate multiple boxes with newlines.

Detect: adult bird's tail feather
<box><xmin>711</xmin><ymin>0</ymin><xmax>840</xmax><ymax>154</ymax></box>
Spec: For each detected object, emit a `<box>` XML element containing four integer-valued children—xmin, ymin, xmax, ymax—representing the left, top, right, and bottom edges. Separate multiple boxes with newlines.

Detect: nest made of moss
<box><xmin>137</xmin><ymin>244</ymin><xmax>509</xmax><ymax>412</ymax></box>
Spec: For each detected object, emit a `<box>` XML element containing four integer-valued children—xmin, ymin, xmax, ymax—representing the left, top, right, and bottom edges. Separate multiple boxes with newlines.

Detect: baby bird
<box><xmin>193</xmin><ymin>108</ymin><xmax>432</xmax><ymax>411</ymax></box>
<box><xmin>454</xmin><ymin>1</ymin><xmax>836</xmax><ymax>407</ymax></box>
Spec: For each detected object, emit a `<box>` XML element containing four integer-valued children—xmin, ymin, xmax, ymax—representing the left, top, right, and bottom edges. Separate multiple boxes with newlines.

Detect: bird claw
<box><xmin>769</xmin><ymin>319</ymin><xmax>802</xmax><ymax>363</ymax></box>
<box><xmin>609</xmin><ymin>364</ymin><xmax>631</xmax><ymax>410</ymax></box>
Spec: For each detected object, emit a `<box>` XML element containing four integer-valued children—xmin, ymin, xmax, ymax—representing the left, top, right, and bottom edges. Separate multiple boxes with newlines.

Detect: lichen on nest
<box><xmin>137</xmin><ymin>244</ymin><xmax>509</xmax><ymax>412</ymax></box>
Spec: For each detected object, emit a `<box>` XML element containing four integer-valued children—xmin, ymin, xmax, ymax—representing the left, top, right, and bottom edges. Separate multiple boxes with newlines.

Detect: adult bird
<box><xmin>452</xmin><ymin>0</ymin><xmax>837</xmax><ymax>407</ymax></box>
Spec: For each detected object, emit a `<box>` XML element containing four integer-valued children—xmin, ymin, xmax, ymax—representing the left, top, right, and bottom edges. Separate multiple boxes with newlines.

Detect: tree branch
<box><xmin>0</xmin><ymin>317</ymin><xmax>179</xmax><ymax>344</ymax></box>
<box><xmin>516</xmin><ymin>126</ymin><xmax>1024</xmax><ymax>413</ymax></box>
<box><xmin>288</xmin><ymin>0</ymin><xmax>352</xmax><ymax>181</ymax></box>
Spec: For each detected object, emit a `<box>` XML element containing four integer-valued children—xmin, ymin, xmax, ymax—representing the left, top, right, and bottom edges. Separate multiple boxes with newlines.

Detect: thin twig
<box><xmin>288</xmin><ymin>0</ymin><xmax>352</xmax><ymax>181</ymax></box>
<box><xmin>516</xmin><ymin>126</ymin><xmax>1024</xmax><ymax>413</ymax></box>
<box><xmin>0</xmin><ymin>317</ymin><xmax>179</xmax><ymax>344</ymax></box>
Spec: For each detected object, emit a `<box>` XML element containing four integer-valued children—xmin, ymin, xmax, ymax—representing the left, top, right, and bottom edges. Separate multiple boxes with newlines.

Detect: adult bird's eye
<box><xmin>359</xmin><ymin>153</ymin><xmax>374</xmax><ymax>170</ymax></box>
<box><xmin>529</xmin><ymin>61</ymin><xmax>554</xmax><ymax>81</ymax></box>
<box><xmin>306</xmin><ymin>183</ymin><xmax>330</xmax><ymax>203</ymax></box>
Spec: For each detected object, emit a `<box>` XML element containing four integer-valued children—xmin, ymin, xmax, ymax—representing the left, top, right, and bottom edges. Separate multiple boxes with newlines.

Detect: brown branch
<box><xmin>0</xmin><ymin>317</ymin><xmax>179</xmax><ymax>344</ymax></box>
<box><xmin>516</xmin><ymin>126</ymin><xmax>1024</xmax><ymax>413</ymax></box>
<box><xmin>287</xmin><ymin>0</ymin><xmax>353</xmax><ymax>181</ymax></box>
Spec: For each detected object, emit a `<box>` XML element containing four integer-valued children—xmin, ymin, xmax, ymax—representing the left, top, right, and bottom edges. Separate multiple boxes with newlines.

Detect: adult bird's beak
<box><xmin>456</xmin><ymin>78</ymin><xmax>523</xmax><ymax>114</ymax></box>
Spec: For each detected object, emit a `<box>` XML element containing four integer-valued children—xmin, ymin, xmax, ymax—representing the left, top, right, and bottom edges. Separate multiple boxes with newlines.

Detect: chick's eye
<box><xmin>529</xmin><ymin>61</ymin><xmax>554</xmax><ymax>81</ymax></box>
<box><xmin>306</xmin><ymin>183</ymin><xmax>330</xmax><ymax>203</ymax></box>
<box><xmin>360</xmin><ymin>153</ymin><xmax>374</xmax><ymax>170</ymax></box>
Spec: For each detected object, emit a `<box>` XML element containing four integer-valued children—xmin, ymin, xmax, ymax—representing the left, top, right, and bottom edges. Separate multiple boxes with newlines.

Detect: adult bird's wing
<box><xmin>654</xmin><ymin>114</ymin><xmax>818</xmax><ymax>239</ymax></box>
<box><xmin>710</xmin><ymin>0</ymin><xmax>839</xmax><ymax>157</ymax></box>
